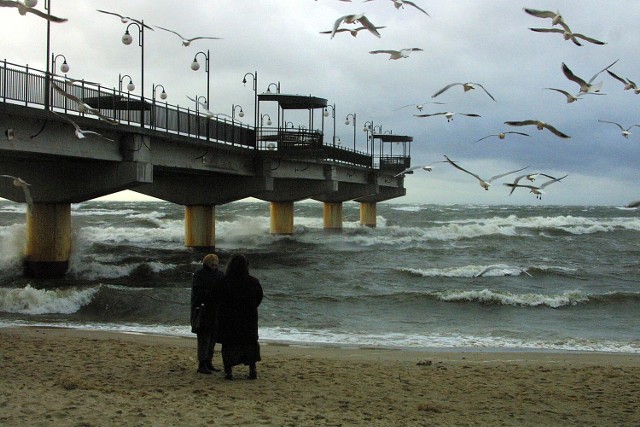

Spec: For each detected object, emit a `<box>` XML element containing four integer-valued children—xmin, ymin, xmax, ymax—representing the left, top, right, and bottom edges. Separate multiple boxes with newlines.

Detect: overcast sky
<box><xmin>2</xmin><ymin>0</ymin><xmax>639</xmax><ymax>206</ymax></box>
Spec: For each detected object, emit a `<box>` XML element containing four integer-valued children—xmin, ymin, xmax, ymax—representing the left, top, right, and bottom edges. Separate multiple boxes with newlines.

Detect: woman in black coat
<box><xmin>215</xmin><ymin>254</ymin><xmax>263</xmax><ymax>380</ymax></box>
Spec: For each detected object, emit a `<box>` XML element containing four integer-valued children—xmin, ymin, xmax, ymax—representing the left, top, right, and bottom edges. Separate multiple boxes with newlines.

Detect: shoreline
<box><xmin>2</xmin><ymin>326</ymin><xmax>639</xmax><ymax>426</ymax></box>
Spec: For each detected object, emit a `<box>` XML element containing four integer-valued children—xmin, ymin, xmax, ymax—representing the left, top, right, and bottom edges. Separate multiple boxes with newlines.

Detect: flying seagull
<box><xmin>96</xmin><ymin>9</ymin><xmax>153</xmax><ymax>30</ymax></box>
<box><xmin>0</xmin><ymin>0</ymin><xmax>67</xmax><ymax>22</ymax></box>
<box><xmin>51</xmin><ymin>84</ymin><xmax>119</xmax><ymax>125</ymax></box>
<box><xmin>431</xmin><ymin>82</ymin><xmax>496</xmax><ymax>102</ymax></box>
<box><xmin>504</xmin><ymin>175</ymin><xmax>568</xmax><ymax>199</ymax></box>
<box><xmin>444</xmin><ymin>155</ymin><xmax>527</xmax><ymax>191</ymax></box>
<box><xmin>330</xmin><ymin>13</ymin><xmax>382</xmax><ymax>39</ymax></box>
<box><xmin>394</xmin><ymin>101</ymin><xmax>445</xmax><ymax>112</ymax></box>
<box><xmin>0</xmin><ymin>175</ymin><xmax>33</xmax><ymax>213</ymax></box>
<box><xmin>504</xmin><ymin>120</ymin><xmax>570</xmax><ymax>138</ymax></box>
<box><xmin>505</xmin><ymin>173</ymin><xmax>561</xmax><ymax>195</ymax></box>
<box><xmin>155</xmin><ymin>25</ymin><xmax>222</xmax><ymax>46</ymax></box>
<box><xmin>369</xmin><ymin>48</ymin><xmax>423</xmax><ymax>60</ymax></box>
<box><xmin>393</xmin><ymin>161</ymin><xmax>448</xmax><ymax>177</ymax></box>
<box><xmin>562</xmin><ymin>59</ymin><xmax>619</xmax><ymax>94</ymax></box>
<box><xmin>597</xmin><ymin>120</ymin><xmax>640</xmax><ymax>139</ymax></box>
<box><xmin>607</xmin><ymin>70</ymin><xmax>640</xmax><ymax>94</ymax></box>
<box><xmin>364</xmin><ymin>0</ymin><xmax>430</xmax><ymax>17</ymax></box>
<box><xmin>544</xmin><ymin>88</ymin><xmax>586</xmax><ymax>103</ymax></box>
<box><xmin>529</xmin><ymin>22</ymin><xmax>605</xmax><ymax>46</ymax></box>
<box><xmin>51</xmin><ymin>111</ymin><xmax>114</xmax><ymax>141</ymax></box>
<box><xmin>320</xmin><ymin>25</ymin><xmax>386</xmax><ymax>37</ymax></box>
<box><xmin>474</xmin><ymin>131</ymin><xmax>530</xmax><ymax>143</ymax></box>
<box><xmin>186</xmin><ymin>95</ymin><xmax>215</xmax><ymax>118</ymax></box>
<box><xmin>523</xmin><ymin>8</ymin><xmax>564</xmax><ymax>26</ymax></box>
<box><xmin>415</xmin><ymin>112</ymin><xmax>481</xmax><ymax>122</ymax></box>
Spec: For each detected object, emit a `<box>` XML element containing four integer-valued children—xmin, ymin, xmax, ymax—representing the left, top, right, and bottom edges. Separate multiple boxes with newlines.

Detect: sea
<box><xmin>1</xmin><ymin>200</ymin><xmax>639</xmax><ymax>354</ymax></box>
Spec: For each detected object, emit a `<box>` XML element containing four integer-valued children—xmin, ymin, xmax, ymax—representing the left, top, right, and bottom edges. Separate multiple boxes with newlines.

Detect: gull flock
<box><xmin>1</xmin><ymin>1</ymin><xmax>639</xmax><ymax>207</ymax></box>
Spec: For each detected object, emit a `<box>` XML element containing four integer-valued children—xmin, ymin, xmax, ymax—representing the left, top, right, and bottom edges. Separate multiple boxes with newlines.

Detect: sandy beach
<box><xmin>1</xmin><ymin>327</ymin><xmax>639</xmax><ymax>426</ymax></box>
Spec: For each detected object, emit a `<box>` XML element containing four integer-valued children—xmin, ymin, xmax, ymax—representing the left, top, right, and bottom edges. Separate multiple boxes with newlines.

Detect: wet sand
<box><xmin>1</xmin><ymin>327</ymin><xmax>639</xmax><ymax>426</ymax></box>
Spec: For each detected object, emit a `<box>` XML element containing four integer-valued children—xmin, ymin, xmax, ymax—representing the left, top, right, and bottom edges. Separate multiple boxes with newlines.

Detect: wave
<box><xmin>0</xmin><ymin>284</ymin><xmax>99</xmax><ymax>314</ymax></box>
<box><xmin>434</xmin><ymin>288</ymin><xmax>590</xmax><ymax>308</ymax></box>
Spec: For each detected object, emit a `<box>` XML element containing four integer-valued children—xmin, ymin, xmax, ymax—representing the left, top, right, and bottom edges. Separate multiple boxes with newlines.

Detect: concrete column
<box><xmin>359</xmin><ymin>202</ymin><xmax>377</xmax><ymax>227</ymax></box>
<box><xmin>323</xmin><ymin>202</ymin><xmax>343</xmax><ymax>230</ymax></box>
<box><xmin>270</xmin><ymin>201</ymin><xmax>294</xmax><ymax>235</ymax></box>
<box><xmin>24</xmin><ymin>203</ymin><xmax>71</xmax><ymax>278</ymax></box>
<box><xmin>184</xmin><ymin>205</ymin><xmax>215</xmax><ymax>251</ymax></box>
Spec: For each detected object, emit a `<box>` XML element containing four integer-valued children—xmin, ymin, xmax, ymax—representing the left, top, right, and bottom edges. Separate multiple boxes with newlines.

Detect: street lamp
<box><xmin>242</xmin><ymin>71</ymin><xmax>258</xmax><ymax>146</ymax></box>
<box><xmin>119</xmin><ymin>74</ymin><xmax>135</xmax><ymax>92</ymax></box>
<box><xmin>260</xmin><ymin>114</ymin><xmax>272</xmax><ymax>126</ymax></box>
<box><xmin>152</xmin><ymin>84</ymin><xmax>167</xmax><ymax>101</ymax></box>
<box><xmin>191</xmin><ymin>50</ymin><xmax>210</xmax><ymax>109</ymax></box>
<box><xmin>285</xmin><ymin>121</ymin><xmax>294</xmax><ymax>129</ymax></box>
<box><xmin>122</xmin><ymin>21</ymin><xmax>145</xmax><ymax>127</ymax></box>
<box><xmin>232</xmin><ymin>104</ymin><xmax>244</xmax><ymax>121</ymax></box>
<box><xmin>363</xmin><ymin>120</ymin><xmax>374</xmax><ymax>154</ymax></box>
<box><xmin>51</xmin><ymin>53</ymin><xmax>69</xmax><ymax>74</ymax></box>
<box><xmin>345</xmin><ymin>113</ymin><xmax>356</xmax><ymax>150</ymax></box>
<box><xmin>324</xmin><ymin>104</ymin><xmax>336</xmax><ymax>147</ymax></box>
<box><xmin>266</xmin><ymin>82</ymin><xmax>280</xmax><ymax>94</ymax></box>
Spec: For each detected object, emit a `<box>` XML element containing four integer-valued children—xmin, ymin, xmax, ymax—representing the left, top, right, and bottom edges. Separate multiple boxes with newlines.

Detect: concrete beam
<box><xmin>255</xmin><ymin>179</ymin><xmax>338</xmax><ymax>202</ymax></box>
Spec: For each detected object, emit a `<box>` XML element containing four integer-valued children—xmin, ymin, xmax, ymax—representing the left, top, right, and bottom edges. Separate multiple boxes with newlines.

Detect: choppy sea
<box><xmin>1</xmin><ymin>200</ymin><xmax>639</xmax><ymax>353</ymax></box>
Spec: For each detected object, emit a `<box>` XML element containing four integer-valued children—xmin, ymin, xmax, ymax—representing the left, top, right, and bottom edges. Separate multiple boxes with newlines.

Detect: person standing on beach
<box><xmin>215</xmin><ymin>254</ymin><xmax>263</xmax><ymax>380</ymax></box>
<box><xmin>191</xmin><ymin>253</ymin><xmax>224</xmax><ymax>375</ymax></box>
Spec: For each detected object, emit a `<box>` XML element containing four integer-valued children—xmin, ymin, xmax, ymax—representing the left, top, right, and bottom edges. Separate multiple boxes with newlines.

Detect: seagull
<box><xmin>96</xmin><ymin>9</ymin><xmax>153</xmax><ymax>30</ymax></box>
<box><xmin>51</xmin><ymin>84</ymin><xmax>119</xmax><ymax>125</ymax></box>
<box><xmin>504</xmin><ymin>175</ymin><xmax>568</xmax><ymax>199</ymax></box>
<box><xmin>431</xmin><ymin>82</ymin><xmax>496</xmax><ymax>102</ymax></box>
<box><xmin>505</xmin><ymin>173</ymin><xmax>561</xmax><ymax>195</ymax></box>
<box><xmin>607</xmin><ymin>70</ymin><xmax>640</xmax><ymax>94</ymax></box>
<box><xmin>393</xmin><ymin>101</ymin><xmax>445</xmax><ymax>112</ymax></box>
<box><xmin>186</xmin><ymin>95</ymin><xmax>215</xmax><ymax>118</ymax></box>
<box><xmin>51</xmin><ymin>111</ymin><xmax>114</xmax><ymax>141</ymax></box>
<box><xmin>0</xmin><ymin>175</ymin><xmax>33</xmax><ymax>213</ymax></box>
<box><xmin>474</xmin><ymin>265</ymin><xmax>533</xmax><ymax>278</ymax></box>
<box><xmin>444</xmin><ymin>155</ymin><xmax>527</xmax><ymax>191</ymax></box>
<box><xmin>155</xmin><ymin>25</ymin><xmax>222</xmax><ymax>46</ymax></box>
<box><xmin>544</xmin><ymin>88</ymin><xmax>585</xmax><ymax>103</ymax></box>
<box><xmin>0</xmin><ymin>0</ymin><xmax>67</xmax><ymax>22</ymax></box>
<box><xmin>364</xmin><ymin>0</ymin><xmax>430</xmax><ymax>17</ymax></box>
<box><xmin>320</xmin><ymin>25</ymin><xmax>386</xmax><ymax>37</ymax></box>
<box><xmin>369</xmin><ymin>48</ymin><xmax>423</xmax><ymax>60</ymax></box>
<box><xmin>474</xmin><ymin>131</ymin><xmax>530</xmax><ymax>143</ymax></box>
<box><xmin>626</xmin><ymin>200</ymin><xmax>640</xmax><ymax>208</ymax></box>
<box><xmin>415</xmin><ymin>112</ymin><xmax>481</xmax><ymax>122</ymax></box>
<box><xmin>562</xmin><ymin>59</ymin><xmax>619</xmax><ymax>94</ymax></box>
<box><xmin>529</xmin><ymin>21</ymin><xmax>605</xmax><ymax>46</ymax></box>
<box><xmin>523</xmin><ymin>8</ymin><xmax>564</xmax><ymax>26</ymax></box>
<box><xmin>597</xmin><ymin>120</ymin><xmax>640</xmax><ymax>139</ymax></box>
<box><xmin>330</xmin><ymin>13</ymin><xmax>382</xmax><ymax>39</ymax></box>
<box><xmin>504</xmin><ymin>120</ymin><xmax>570</xmax><ymax>139</ymax></box>
<box><xmin>393</xmin><ymin>161</ymin><xmax>448</xmax><ymax>177</ymax></box>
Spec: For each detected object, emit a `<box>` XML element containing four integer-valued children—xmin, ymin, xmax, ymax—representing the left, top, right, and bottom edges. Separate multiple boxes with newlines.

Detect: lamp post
<box><xmin>122</xmin><ymin>21</ymin><xmax>145</xmax><ymax>127</ymax></box>
<box><xmin>44</xmin><ymin>0</ymin><xmax>53</xmax><ymax>109</ymax></box>
<box><xmin>119</xmin><ymin>74</ymin><xmax>135</xmax><ymax>92</ymax></box>
<box><xmin>191</xmin><ymin>50</ymin><xmax>210</xmax><ymax>109</ymax></box>
<box><xmin>363</xmin><ymin>120</ymin><xmax>373</xmax><ymax>155</ymax></box>
<box><xmin>345</xmin><ymin>113</ymin><xmax>356</xmax><ymax>150</ymax></box>
<box><xmin>51</xmin><ymin>53</ymin><xmax>69</xmax><ymax>75</ymax></box>
<box><xmin>242</xmin><ymin>71</ymin><xmax>258</xmax><ymax>147</ymax></box>
<box><xmin>260</xmin><ymin>114</ymin><xmax>272</xmax><ymax>126</ymax></box>
<box><xmin>324</xmin><ymin>104</ymin><xmax>336</xmax><ymax>147</ymax></box>
<box><xmin>266</xmin><ymin>82</ymin><xmax>280</xmax><ymax>94</ymax></box>
<box><xmin>284</xmin><ymin>121</ymin><xmax>294</xmax><ymax>129</ymax></box>
<box><xmin>152</xmin><ymin>84</ymin><xmax>167</xmax><ymax>129</ymax></box>
<box><xmin>232</xmin><ymin>104</ymin><xmax>244</xmax><ymax>121</ymax></box>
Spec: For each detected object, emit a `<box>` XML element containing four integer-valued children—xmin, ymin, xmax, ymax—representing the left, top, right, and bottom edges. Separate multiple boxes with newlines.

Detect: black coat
<box><xmin>214</xmin><ymin>275</ymin><xmax>263</xmax><ymax>345</ymax></box>
<box><xmin>190</xmin><ymin>265</ymin><xmax>224</xmax><ymax>334</ymax></box>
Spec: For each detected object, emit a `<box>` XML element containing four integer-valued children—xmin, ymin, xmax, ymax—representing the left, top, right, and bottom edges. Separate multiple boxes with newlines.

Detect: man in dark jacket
<box><xmin>191</xmin><ymin>253</ymin><xmax>224</xmax><ymax>374</ymax></box>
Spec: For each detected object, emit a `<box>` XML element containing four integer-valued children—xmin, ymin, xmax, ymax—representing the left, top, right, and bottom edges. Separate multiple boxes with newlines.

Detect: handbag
<box><xmin>190</xmin><ymin>303</ymin><xmax>205</xmax><ymax>334</ymax></box>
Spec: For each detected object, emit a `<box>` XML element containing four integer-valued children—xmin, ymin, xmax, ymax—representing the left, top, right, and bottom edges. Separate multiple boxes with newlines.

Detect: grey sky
<box><xmin>2</xmin><ymin>0</ymin><xmax>639</xmax><ymax>206</ymax></box>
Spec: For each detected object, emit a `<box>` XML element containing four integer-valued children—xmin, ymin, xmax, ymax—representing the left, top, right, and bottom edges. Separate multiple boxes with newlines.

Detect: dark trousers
<box><xmin>196</xmin><ymin>332</ymin><xmax>216</xmax><ymax>363</ymax></box>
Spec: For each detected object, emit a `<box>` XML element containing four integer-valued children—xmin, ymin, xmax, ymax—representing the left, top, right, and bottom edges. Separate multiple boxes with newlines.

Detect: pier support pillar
<box><xmin>185</xmin><ymin>205</ymin><xmax>216</xmax><ymax>251</ymax></box>
<box><xmin>359</xmin><ymin>202</ymin><xmax>377</xmax><ymax>228</ymax></box>
<box><xmin>270</xmin><ymin>201</ymin><xmax>294</xmax><ymax>235</ymax></box>
<box><xmin>323</xmin><ymin>202</ymin><xmax>343</xmax><ymax>230</ymax></box>
<box><xmin>24</xmin><ymin>203</ymin><xmax>71</xmax><ymax>278</ymax></box>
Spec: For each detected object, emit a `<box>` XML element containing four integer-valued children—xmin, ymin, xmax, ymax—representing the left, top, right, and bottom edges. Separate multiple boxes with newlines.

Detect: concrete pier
<box><xmin>359</xmin><ymin>202</ymin><xmax>377</xmax><ymax>227</ymax></box>
<box><xmin>184</xmin><ymin>205</ymin><xmax>216</xmax><ymax>251</ymax></box>
<box><xmin>24</xmin><ymin>204</ymin><xmax>72</xmax><ymax>278</ymax></box>
<box><xmin>270</xmin><ymin>201</ymin><xmax>294</xmax><ymax>235</ymax></box>
<box><xmin>323</xmin><ymin>202</ymin><xmax>343</xmax><ymax>230</ymax></box>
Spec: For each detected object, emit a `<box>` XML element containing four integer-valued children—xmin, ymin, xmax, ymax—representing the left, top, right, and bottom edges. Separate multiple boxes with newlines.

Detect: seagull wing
<box><xmin>96</xmin><ymin>9</ymin><xmax>124</xmax><ymax>19</ymax></box>
<box><xmin>572</xmin><ymin>33</ymin><xmax>605</xmax><ymax>45</ymax></box>
<box><xmin>504</xmin><ymin>120</ymin><xmax>539</xmax><ymax>127</ymax></box>
<box><xmin>403</xmin><ymin>1</ymin><xmax>431</xmax><ymax>17</ymax></box>
<box><xmin>444</xmin><ymin>155</ymin><xmax>483</xmax><ymax>182</ymax></box>
<box><xmin>507</xmin><ymin>132</ymin><xmax>531</xmax><ymax>137</ymax></box>
<box><xmin>598</xmin><ymin>119</ymin><xmax>624</xmax><ymax>131</ymax></box>
<box><xmin>505</xmin><ymin>174</ymin><xmax>529</xmax><ymax>195</ymax></box>
<box><xmin>487</xmin><ymin>166</ymin><xmax>528</xmax><ymax>184</ymax></box>
<box><xmin>414</xmin><ymin>112</ymin><xmax>445</xmax><ymax>118</ymax></box>
<box><xmin>187</xmin><ymin>36</ymin><xmax>223</xmax><ymax>42</ymax></box>
<box><xmin>24</xmin><ymin>5</ymin><xmax>67</xmax><ymax>22</ymax></box>
<box><xmin>155</xmin><ymin>25</ymin><xmax>185</xmax><ymax>39</ymax></box>
<box><xmin>607</xmin><ymin>70</ymin><xmax>628</xmax><ymax>85</ymax></box>
<box><xmin>331</xmin><ymin>15</ymin><xmax>349</xmax><ymax>38</ymax></box>
<box><xmin>355</xmin><ymin>15</ymin><xmax>382</xmax><ymax>38</ymax></box>
<box><xmin>562</xmin><ymin>63</ymin><xmax>588</xmax><ymax>89</ymax></box>
<box><xmin>431</xmin><ymin>83</ymin><xmax>461</xmax><ymax>98</ymax></box>
<box><xmin>523</xmin><ymin>8</ymin><xmax>556</xmax><ymax>19</ymax></box>
<box><xmin>539</xmin><ymin>175</ymin><xmax>568</xmax><ymax>189</ymax></box>
<box><xmin>369</xmin><ymin>50</ymin><xmax>396</xmax><ymax>55</ymax></box>
<box><xmin>529</xmin><ymin>27</ymin><xmax>564</xmax><ymax>34</ymax></box>
<box><xmin>459</xmin><ymin>113</ymin><xmax>481</xmax><ymax>118</ymax></box>
<box><xmin>394</xmin><ymin>166</ymin><xmax>422</xmax><ymax>177</ymax></box>
<box><xmin>588</xmin><ymin>59</ymin><xmax>619</xmax><ymax>83</ymax></box>
<box><xmin>542</xmin><ymin>123</ymin><xmax>570</xmax><ymax>138</ymax></box>
<box><xmin>474</xmin><ymin>134</ymin><xmax>498</xmax><ymax>142</ymax></box>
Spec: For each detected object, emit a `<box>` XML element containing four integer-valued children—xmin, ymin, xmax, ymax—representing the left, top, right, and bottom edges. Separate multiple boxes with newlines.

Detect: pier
<box><xmin>0</xmin><ymin>60</ymin><xmax>413</xmax><ymax>277</ymax></box>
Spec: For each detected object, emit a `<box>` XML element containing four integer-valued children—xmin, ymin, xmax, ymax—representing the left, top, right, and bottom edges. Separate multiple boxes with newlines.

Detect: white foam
<box><xmin>0</xmin><ymin>224</ymin><xmax>26</xmax><ymax>270</ymax></box>
<box><xmin>0</xmin><ymin>285</ymin><xmax>99</xmax><ymax>314</ymax></box>
<box><xmin>435</xmin><ymin>288</ymin><xmax>589</xmax><ymax>308</ymax></box>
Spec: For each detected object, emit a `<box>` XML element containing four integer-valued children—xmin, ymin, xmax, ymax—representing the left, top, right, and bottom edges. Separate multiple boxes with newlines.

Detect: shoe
<box><xmin>248</xmin><ymin>372</ymin><xmax>257</xmax><ymax>380</ymax></box>
<box><xmin>197</xmin><ymin>362</ymin><xmax>212</xmax><ymax>375</ymax></box>
<box><xmin>224</xmin><ymin>373</ymin><xmax>233</xmax><ymax>380</ymax></box>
